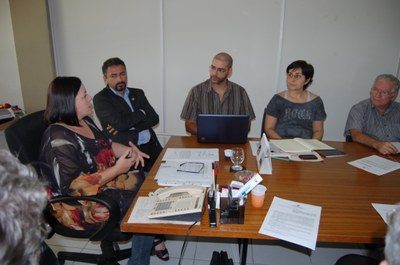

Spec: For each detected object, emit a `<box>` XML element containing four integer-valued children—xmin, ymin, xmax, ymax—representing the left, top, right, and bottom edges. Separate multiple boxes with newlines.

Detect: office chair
<box><xmin>345</xmin><ymin>135</ymin><xmax>353</xmax><ymax>142</ymax></box>
<box><xmin>260</xmin><ymin>108</ymin><xmax>267</xmax><ymax>137</ymax></box>
<box><xmin>5</xmin><ymin>110</ymin><xmax>132</xmax><ymax>265</ymax></box>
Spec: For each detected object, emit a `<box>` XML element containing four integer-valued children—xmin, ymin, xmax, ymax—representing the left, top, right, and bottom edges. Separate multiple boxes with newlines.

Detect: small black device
<box><xmin>299</xmin><ymin>154</ymin><xmax>318</xmax><ymax>160</ymax></box>
<box><xmin>208</xmin><ymin>189</ymin><xmax>217</xmax><ymax>227</ymax></box>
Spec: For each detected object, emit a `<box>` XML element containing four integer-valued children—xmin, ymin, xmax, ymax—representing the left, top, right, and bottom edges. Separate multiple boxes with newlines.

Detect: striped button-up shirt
<box><xmin>180</xmin><ymin>79</ymin><xmax>255</xmax><ymax>121</ymax></box>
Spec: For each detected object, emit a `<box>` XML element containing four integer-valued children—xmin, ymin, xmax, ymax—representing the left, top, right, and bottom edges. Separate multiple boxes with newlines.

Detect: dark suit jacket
<box><xmin>93</xmin><ymin>87</ymin><xmax>160</xmax><ymax>146</ymax></box>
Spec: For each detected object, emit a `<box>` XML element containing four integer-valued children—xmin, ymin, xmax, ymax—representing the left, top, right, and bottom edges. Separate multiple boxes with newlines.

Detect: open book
<box><xmin>270</xmin><ymin>138</ymin><xmax>334</xmax><ymax>153</ymax></box>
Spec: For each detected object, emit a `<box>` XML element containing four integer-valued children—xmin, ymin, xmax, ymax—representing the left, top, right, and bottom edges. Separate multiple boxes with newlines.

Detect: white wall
<box><xmin>0</xmin><ymin>0</ymin><xmax>23</xmax><ymax>109</ymax></box>
<box><xmin>48</xmin><ymin>0</ymin><xmax>400</xmax><ymax>141</ymax></box>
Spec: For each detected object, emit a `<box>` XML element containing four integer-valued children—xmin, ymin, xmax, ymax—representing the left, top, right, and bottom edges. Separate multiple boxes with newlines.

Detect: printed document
<box><xmin>155</xmin><ymin>161</ymin><xmax>214</xmax><ymax>187</ymax></box>
<box><xmin>348</xmin><ymin>155</ymin><xmax>400</xmax><ymax>176</ymax></box>
<box><xmin>162</xmin><ymin>148</ymin><xmax>219</xmax><ymax>162</ymax></box>
<box><xmin>259</xmin><ymin>197</ymin><xmax>321</xmax><ymax>250</ymax></box>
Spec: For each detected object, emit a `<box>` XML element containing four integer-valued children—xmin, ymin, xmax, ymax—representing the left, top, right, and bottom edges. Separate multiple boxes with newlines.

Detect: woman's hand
<box><xmin>99</xmin><ymin>147</ymin><xmax>148</xmax><ymax>186</ymax></box>
<box><xmin>128</xmin><ymin>141</ymin><xmax>150</xmax><ymax>168</ymax></box>
<box><xmin>114</xmin><ymin>149</ymin><xmax>137</xmax><ymax>174</ymax></box>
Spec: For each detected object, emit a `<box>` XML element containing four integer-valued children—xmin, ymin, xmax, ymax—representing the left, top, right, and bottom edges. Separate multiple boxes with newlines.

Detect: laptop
<box><xmin>197</xmin><ymin>114</ymin><xmax>250</xmax><ymax>144</ymax></box>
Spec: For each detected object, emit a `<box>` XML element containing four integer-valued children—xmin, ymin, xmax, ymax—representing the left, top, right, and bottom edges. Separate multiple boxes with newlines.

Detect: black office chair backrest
<box><xmin>260</xmin><ymin>108</ymin><xmax>267</xmax><ymax>137</ymax></box>
<box><xmin>345</xmin><ymin>135</ymin><xmax>353</xmax><ymax>142</ymax></box>
<box><xmin>5</xmin><ymin>110</ymin><xmax>47</xmax><ymax>164</ymax></box>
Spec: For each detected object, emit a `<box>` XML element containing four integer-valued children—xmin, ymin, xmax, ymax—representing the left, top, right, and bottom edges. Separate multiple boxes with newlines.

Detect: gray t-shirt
<box><xmin>266</xmin><ymin>94</ymin><xmax>327</xmax><ymax>139</ymax></box>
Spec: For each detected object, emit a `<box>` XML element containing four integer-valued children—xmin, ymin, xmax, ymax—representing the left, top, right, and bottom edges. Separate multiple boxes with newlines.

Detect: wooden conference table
<box><xmin>121</xmin><ymin>136</ymin><xmax>400</xmax><ymax>260</ymax></box>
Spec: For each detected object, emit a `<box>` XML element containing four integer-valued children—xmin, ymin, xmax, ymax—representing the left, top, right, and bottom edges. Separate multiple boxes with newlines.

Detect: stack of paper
<box><xmin>156</xmin><ymin>148</ymin><xmax>219</xmax><ymax>187</ymax></box>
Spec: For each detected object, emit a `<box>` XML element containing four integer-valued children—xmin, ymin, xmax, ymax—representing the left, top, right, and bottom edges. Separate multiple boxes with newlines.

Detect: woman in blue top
<box><xmin>264</xmin><ymin>60</ymin><xmax>326</xmax><ymax>140</ymax></box>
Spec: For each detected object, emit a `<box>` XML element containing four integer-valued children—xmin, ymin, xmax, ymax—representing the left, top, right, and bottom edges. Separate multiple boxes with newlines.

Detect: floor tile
<box><xmin>150</xmin><ymin>257</ymin><xmax>194</xmax><ymax>265</ymax></box>
<box><xmin>194</xmin><ymin>259</ymin><xmax>213</xmax><ymax>265</ymax></box>
<box><xmin>251</xmin><ymin>239</ymin><xmax>312</xmax><ymax>265</ymax></box>
<box><xmin>165</xmin><ymin>235</ymin><xmax>197</xmax><ymax>260</ymax></box>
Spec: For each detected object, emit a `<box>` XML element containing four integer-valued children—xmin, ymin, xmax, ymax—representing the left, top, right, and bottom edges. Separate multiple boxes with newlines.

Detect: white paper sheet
<box><xmin>259</xmin><ymin>197</ymin><xmax>321</xmax><ymax>250</ymax></box>
<box><xmin>162</xmin><ymin>148</ymin><xmax>219</xmax><ymax>162</ymax></box>
<box><xmin>155</xmin><ymin>161</ymin><xmax>214</xmax><ymax>187</ymax></box>
<box><xmin>348</xmin><ymin>155</ymin><xmax>400</xmax><ymax>176</ymax></box>
<box><xmin>372</xmin><ymin>203</ymin><xmax>398</xmax><ymax>224</ymax></box>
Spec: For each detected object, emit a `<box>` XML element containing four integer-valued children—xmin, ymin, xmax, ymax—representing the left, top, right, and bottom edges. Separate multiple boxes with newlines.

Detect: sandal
<box><xmin>151</xmin><ymin>235</ymin><xmax>169</xmax><ymax>261</ymax></box>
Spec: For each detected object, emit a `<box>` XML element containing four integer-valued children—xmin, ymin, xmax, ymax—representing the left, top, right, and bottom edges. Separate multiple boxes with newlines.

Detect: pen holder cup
<box><xmin>220</xmin><ymin>186</ymin><xmax>245</xmax><ymax>224</ymax></box>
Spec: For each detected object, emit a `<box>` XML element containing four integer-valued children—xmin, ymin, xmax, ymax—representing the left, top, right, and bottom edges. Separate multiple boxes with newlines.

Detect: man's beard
<box><xmin>211</xmin><ymin>75</ymin><xmax>227</xmax><ymax>85</ymax></box>
<box><xmin>114</xmin><ymin>81</ymin><xmax>126</xmax><ymax>92</ymax></box>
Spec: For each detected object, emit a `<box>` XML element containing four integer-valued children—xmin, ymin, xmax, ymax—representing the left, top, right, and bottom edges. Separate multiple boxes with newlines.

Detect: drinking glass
<box><xmin>231</xmin><ymin>147</ymin><xmax>244</xmax><ymax>171</ymax></box>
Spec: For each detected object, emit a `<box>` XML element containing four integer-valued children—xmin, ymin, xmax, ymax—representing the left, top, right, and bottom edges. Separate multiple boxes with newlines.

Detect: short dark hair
<box><xmin>44</xmin><ymin>76</ymin><xmax>82</xmax><ymax>126</ymax></box>
<box><xmin>213</xmin><ymin>52</ymin><xmax>233</xmax><ymax>69</ymax></box>
<box><xmin>102</xmin><ymin>57</ymin><xmax>126</xmax><ymax>75</ymax></box>
<box><xmin>286</xmin><ymin>60</ymin><xmax>314</xmax><ymax>89</ymax></box>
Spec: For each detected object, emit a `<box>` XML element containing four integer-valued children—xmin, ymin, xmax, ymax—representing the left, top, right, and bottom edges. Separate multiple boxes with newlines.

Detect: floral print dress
<box><xmin>40</xmin><ymin>117</ymin><xmax>144</xmax><ymax>231</ymax></box>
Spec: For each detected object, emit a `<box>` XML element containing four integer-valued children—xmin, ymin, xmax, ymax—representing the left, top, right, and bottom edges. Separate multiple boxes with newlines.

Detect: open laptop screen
<box><xmin>197</xmin><ymin>114</ymin><xmax>250</xmax><ymax>144</ymax></box>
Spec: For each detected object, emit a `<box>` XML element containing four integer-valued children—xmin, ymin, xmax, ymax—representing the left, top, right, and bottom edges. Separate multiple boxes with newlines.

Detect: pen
<box><xmin>212</xmin><ymin>161</ymin><xmax>219</xmax><ymax>176</ymax></box>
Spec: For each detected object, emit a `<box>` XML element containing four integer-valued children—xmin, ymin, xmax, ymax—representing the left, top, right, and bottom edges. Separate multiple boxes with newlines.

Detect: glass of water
<box><xmin>231</xmin><ymin>147</ymin><xmax>244</xmax><ymax>171</ymax></box>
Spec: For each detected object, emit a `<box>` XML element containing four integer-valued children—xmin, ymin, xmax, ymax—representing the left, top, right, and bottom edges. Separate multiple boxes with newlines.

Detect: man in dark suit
<box><xmin>93</xmin><ymin>57</ymin><xmax>162</xmax><ymax>173</ymax></box>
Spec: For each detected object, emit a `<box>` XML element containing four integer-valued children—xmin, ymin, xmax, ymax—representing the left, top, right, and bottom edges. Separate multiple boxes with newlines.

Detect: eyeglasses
<box><xmin>177</xmin><ymin>162</ymin><xmax>205</xmax><ymax>173</ymax></box>
<box><xmin>287</xmin><ymin>72</ymin><xmax>304</xmax><ymax>80</ymax></box>
<box><xmin>370</xmin><ymin>87</ymin><xmax>395</xmax><ymax>97</ymax></box>
<box><xmin>209</xmin><ymin>65</ymin><xmax>227</xmax><ymax>74</ymax></box>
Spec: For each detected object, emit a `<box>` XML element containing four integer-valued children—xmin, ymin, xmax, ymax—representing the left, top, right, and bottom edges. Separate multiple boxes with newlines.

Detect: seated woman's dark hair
<box><xmin>286</xmin><ymin>60</ymin><xmax>314</xmax><ymax>89</ymax></box>
<box><xmin>44</xmin><ymin>76</ymin><xmax>82</xmax><ymax>126</ymax></box>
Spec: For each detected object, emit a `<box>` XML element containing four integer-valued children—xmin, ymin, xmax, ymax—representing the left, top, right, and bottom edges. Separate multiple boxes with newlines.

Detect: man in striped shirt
<box><xmin>180</xmin><ymin>52</ymin><xmax>255</xmax><ymax>134</ymax></box>
<box><xmin>344</xmin><ymin>74</ymin><xmax>400</xmax><ymax>155</ymax></box>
